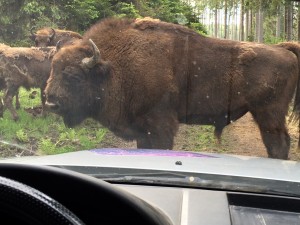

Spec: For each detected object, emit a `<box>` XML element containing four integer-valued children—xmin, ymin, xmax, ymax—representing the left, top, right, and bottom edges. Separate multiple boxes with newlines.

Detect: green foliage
<box><xmin>23</xmin><ymin>1</ymin><xmax>45</xmax><ymax>16</ymax></box>
<box><xmin>38</xmin><ymin>138</ymin><xmax>59</xmax><ymax>155</ymax></box>
<box><xmin>0</xmin><ymin>0</ymin><xmax>206</xmax><ymax>45</ymax></box>
<box><xmin>16</xmin><ymin>129</ymin><xmax>29</xmax><ymax>143</ymax></box>
<box><xmin>264</xmin><ymin>36</ymin><xmax>286</xmax><ymax>44</ymax></box>
<box><xmin>0</xmin><ymin>88</ymin><xmax>108</xmax><ymax>157</ymax></box>
<box><xmin>114</xmin><ymin>2</ymin><xmax>141</xmax><ymax>18</ymax></box>
<box><xmin>189</xmin><ymin>22</ymin><xmax>208</xmax><ymax>35</ymax></box>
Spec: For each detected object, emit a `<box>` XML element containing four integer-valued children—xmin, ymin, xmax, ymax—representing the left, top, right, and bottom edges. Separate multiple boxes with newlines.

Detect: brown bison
<box><xmin>0</xmin><ymin>46</ymin><xmax>56</xmax><ymax>120</ymax></box>
<box><xmin>30</xmin><ymin>27</ymin><xmax>82</xmax><ymax>47</ymax></box>
<box><xmin>45</xmin><ymin>17</ymin><xmax>300</xmax><ymax>160</ymax></box>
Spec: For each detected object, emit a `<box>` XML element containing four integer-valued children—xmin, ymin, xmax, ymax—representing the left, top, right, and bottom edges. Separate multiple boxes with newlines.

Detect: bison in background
<box><xmin>30</xmin><ymin>27</ymin><xmax>82</xmax><ymax>47</ymax></box>
<box><xmin>45</xmin><ymin>17</ymin><xmax>300</xmax><ymax>160</ymax></box>
<box><xmin>0</xmin><ymin>43</ymin><xmax>21</xmax><ymax>110</ymax></box>
<box><xmin>0</xmin><ymin>46</ymin><xmax>56</xmax><ymax>120</ymax></box>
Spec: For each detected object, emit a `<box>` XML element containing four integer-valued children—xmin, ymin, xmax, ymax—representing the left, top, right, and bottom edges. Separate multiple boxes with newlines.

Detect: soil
<box><xmin>24</xmin><ymin>107</ymin><xmax>300</xmax><ymax>161</ymax></box>
<box><xmin>97</xmin><ymin>112</ymin><xmax>300</xmax><ymax>161</ymax></box>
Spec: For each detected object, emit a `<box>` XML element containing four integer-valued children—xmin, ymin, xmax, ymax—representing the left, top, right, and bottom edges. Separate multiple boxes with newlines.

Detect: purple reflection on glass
<box><xmin>90</xmin><ymin>148</ymin><xmax>217</xmax><ymax>158</ymax></box>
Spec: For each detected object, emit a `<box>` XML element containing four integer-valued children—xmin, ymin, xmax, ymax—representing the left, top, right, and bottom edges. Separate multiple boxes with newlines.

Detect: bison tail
<box><xmin>277</xmin><ymin>42</ymin><xmax>300</xmax><ymax>149</ymax></box>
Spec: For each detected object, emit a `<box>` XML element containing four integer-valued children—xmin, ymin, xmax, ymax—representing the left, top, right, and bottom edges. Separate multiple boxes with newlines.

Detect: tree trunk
<box><xmin>298</xmin><ymin>3</ymin><xmax>300</xmax><ymax>41</ymax></box>
<box><xmin>256</xmin><ymin>6</ymin><xmax>264</xmax><ymax>43</ymax></box>
<box><xmin>276</xmin><ymin>5</ymin><xmax>281</xmax><ymax>39</ymax></box>
<box><xmin>249</xmin><ymin>9</ymin><xmax>254</xmax><ymax>41</ymax></box>
<box><xmin>224</xmin><ymin>0</ymin><xmax>228</xmax><ymax>39</ymax></box>
<box><xmin>240</xmin><ymin>0</ymin><xmax>245</xmax><ymax>41</ymax></box>
<box><xmin>245</xmin><ymin>9</ymin><xmax>249</xmax><ymax>41</ymax></box>
<box><xmin>214</xmin><ymin>8</ymin><xmax>218</xmax><ymax>37</ymax></box>
<box><xmin>235</xmin><ymin>6</ymin><xmax>239</xmax><ymax>40</ymax></box>
<box><xmin>286</xmin><ymin>1</ymin><xmax>293</xmax><ymax>41</ymax></box>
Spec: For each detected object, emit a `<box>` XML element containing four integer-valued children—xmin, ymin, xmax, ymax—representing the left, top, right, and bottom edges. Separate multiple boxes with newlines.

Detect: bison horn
<box><xmin>49</xmin><ymin>28</ymin><xmax>56</xmax><ymax>40</ymax></box>
<box><xmin>81</xmin><ymin>39</ymin><xmax>100</xmax><ymax>69</ymax></box>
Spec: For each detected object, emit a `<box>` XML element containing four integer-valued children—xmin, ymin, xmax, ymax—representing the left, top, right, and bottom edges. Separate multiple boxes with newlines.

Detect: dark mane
<box><xmin>83</xmin><ymin>17</ymin><xmax>201</xmax><ymax>43</ymax></box>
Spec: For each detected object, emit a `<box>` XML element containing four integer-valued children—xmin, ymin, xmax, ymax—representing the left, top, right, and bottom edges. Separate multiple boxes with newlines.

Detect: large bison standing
<box><xmin>45</xmin><ymin>17</ymin><xmax>300</xmax><ymax>160</ymax></box>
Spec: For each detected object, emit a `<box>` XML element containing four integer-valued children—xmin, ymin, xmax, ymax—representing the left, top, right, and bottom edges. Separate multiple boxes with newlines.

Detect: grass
<box><xmin>182</xmin><ymin>125</ymin><xmax>229</xmax><ymax>153</ymax></box>
<box><xmin>0</xmin><ymin>87</ymin><xmax>219</xmax><ymax>158</ymax></box>
<box><xmin>0</xmin><ymin>88</ymin><xmax>107</xmax><ymax>157</ymax></box>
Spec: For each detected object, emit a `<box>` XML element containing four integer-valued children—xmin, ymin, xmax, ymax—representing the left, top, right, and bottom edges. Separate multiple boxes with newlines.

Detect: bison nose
<box><xmin>45</xmin><ymin>100</ymin><xmax>60</xmax><ymax>111</ymax></box>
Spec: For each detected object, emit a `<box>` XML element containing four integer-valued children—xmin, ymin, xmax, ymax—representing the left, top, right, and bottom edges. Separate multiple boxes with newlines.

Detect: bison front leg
<box><xmin>261</xmin><ymin>130</ymin><xmax>290</xmax><ymax>160</ymax></box>
<box><xmin>4</xmin><ymin>85</ymin><xmax>19</xmax><ymax>121</ymax></box>
<box><xmin>251</xmin><ymin>110</ymin><xmax>290</xmax><ymax>160</ymax></box>
<box><xmin>15</xmin><ymin>90</ymin><xmax>20</xmax><ymax>110</ymax></box>
<box><xmin>135</xmin><ymin>112</ymin><xmax>179</xmax><ymax>150</ymax></box>
<box><xmin>0</xmin><ymin>98</ymin><xmax>4</xmax><ymax>118</ymax></box>
<box><xmin>40</xmin><ymin>87</ymin><xmax>48</xmax><ymax>117</ymax></box>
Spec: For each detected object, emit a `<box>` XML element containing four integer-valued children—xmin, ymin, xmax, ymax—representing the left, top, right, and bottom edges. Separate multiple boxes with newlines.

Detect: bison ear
<box><xmin>49</xmin><ymin>28</ymin><xmax>56</xmax><ymax>41</ymax></box>
<box><xmin>81</xmin><ymin>39</ymin><xmax>101</xmax><ymax>69</ymax></box>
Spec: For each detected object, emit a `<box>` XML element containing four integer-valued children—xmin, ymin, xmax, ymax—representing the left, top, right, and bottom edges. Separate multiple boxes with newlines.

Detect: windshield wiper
<box><xmin>54</xmin><ymin>165</ymin><xmax>300</xmax><ymax>197</ymax></box>
<box><xmin>100</xmin><ymin>175</ymin><xmax>300</xmax><ymax>198</ymax></box>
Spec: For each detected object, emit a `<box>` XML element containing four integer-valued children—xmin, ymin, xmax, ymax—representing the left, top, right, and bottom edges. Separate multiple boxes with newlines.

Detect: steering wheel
<box><xmin>0</xmin><ymin>163</ymin><xmax>172</xmax><ymax>225</ymax></box>
<box><xmin>0</xmin><ymin>175</ymin><xmax>84</xmax><ymax>225</ymax></box>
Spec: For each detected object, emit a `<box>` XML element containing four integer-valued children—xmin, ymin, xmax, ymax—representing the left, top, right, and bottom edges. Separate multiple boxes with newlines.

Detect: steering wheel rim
<box><xmin>0</xmin><ymin>175</ymin><xmax>85</xmax><ymax>225</ymax></box>
<box><xmin>0</xmin><ymin>163</ymin><xmax>173</xmax><ymax>225</ymax></box>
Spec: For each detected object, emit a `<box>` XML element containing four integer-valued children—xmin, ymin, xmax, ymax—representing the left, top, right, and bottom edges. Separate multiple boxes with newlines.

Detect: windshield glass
<box><xmin>0</xmin><ymin>0</ymin><xmax>300</xmax><ymax>164</ymax></box>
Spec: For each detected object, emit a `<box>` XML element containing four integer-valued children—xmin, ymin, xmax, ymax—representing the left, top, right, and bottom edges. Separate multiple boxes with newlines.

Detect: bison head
<box><xmin>30</xmin><ymin>27</ymin><xmax>56</xmax><ymax>47</ymax></box>
<box><xmin>45</xmin><ymin>39</ymin><xmax>110</xmax><ymax>127</ymax></box>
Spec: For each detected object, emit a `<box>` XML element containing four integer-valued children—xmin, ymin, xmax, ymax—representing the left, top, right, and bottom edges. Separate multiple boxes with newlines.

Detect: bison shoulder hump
<box><xmin>238</xmin><ymin>44</ymin><xmax>257</xmax><ymax>66</ymax></box>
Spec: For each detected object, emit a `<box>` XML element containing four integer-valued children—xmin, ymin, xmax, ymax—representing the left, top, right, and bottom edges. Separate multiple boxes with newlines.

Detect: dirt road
<box><xmin>99</xmin><ymin>112</ymin><xmax>300</xmax><ymax>161</ymax></box>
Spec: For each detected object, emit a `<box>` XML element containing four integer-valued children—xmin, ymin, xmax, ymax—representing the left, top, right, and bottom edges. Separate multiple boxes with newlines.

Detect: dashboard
<box><xmin>0</xmin><ymin>163</ymin><xmax>299</xmax><ymax>225</ymax></box>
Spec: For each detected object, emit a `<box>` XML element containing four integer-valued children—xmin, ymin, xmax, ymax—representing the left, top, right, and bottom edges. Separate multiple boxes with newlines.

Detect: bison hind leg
<box><xmin>214</xmin><ymin>125</ymin><xmax>224</xmax><ymax>145</ymax></box>
<box><xmin>15</xmin><ymin>91</ymin><xmax>20</xmax><ymax>110</ymax></box>
<box><xmin>251</xmin><ymin>110</ymin><xmax>290</xmax><ymax>160</ymax></box>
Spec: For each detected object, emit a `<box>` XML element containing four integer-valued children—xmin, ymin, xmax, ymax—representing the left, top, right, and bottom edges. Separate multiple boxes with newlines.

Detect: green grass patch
<box><xmin>0</xmin><ymin>88</ymin><xmax>107</xmax><ymax>157</ymax></box>
<box><xmin>183</xmin><ymin>125</ymin><xmax>229</xmax><ymax>153</ymax></box>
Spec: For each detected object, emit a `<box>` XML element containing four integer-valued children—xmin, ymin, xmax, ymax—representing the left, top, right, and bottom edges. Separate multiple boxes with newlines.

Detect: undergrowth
<box><xmin>0</xmin><ymin>88</ymin><xmax>107</xmax><ymax>157</ymax></box>
<box><xmin>0</xmin><ymin>88</ymin><xmax>220</xmax><ymax>158</ymax></box>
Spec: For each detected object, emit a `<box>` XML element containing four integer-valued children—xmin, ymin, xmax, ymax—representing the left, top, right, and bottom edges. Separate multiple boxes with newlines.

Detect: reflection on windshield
<box><xmin>0</xmin><ymin>0</ymin><xmax>299</xmax><ymax>161</ymax></box>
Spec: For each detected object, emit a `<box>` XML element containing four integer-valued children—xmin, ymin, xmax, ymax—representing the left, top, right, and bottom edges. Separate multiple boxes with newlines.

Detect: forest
<box><xmin>1</xmin><ymin>0</ymin><xmax>300</xmax><ymax>46</ymax></box>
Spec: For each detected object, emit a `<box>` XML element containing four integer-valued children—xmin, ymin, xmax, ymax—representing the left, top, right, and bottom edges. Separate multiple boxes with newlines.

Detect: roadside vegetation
<box><xmin>0</xmin><ymin>88</ymin><xmax>106</xmax><ymax>157</ymax></box>
<box><xmin>0</xmin><ymin>88</ymin><xmax>222</xmax><ymax>158</ymax></box>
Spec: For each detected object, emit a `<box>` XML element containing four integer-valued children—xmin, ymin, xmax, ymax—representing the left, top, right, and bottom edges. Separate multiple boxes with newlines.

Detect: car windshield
<box><xmin>0</xmin><ymin>0</ymin><xmax>300</xmax><ymax>179</ymax></box>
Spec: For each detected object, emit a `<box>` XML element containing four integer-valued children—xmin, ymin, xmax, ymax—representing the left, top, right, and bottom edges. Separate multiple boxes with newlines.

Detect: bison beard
<box><xmin>45</xmin><ymin>17</ymin><xmax>300</xmax><ymax>160</ymax></box>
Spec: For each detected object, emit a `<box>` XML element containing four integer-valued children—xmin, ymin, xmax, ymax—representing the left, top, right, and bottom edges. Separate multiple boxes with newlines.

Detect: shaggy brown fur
<box><xmin>0</xmin><ymin>46</ymin><xmax>56</xmax><ymax>120</ymax></box>
<box><xmin>45</xmin><ymin>17</ymin><xmax>300</xmax><ymax>159</ymax></box>
<box><xmin>30</xmin><ymin>27</ymin><xmax>82</xmax><ymax>47</ymax></box>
